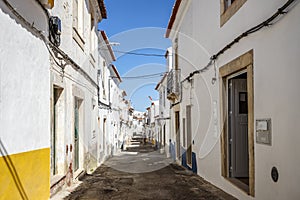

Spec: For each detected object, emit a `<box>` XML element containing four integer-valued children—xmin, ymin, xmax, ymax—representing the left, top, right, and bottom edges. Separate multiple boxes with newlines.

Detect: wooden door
<box><xmin>186</xmin><ymin>106</ymin><xmax>192</xmax><ymax>166</ymax></box>
<box><xmin>74</xmin><ymin>98</ymin><xmax>80</xmax><ymax>171</ymax></box>
<box><xmin>175</xmin><ymin>111</ymin><xmax>180</xmax><ymax>159</ymax></box>
<box><xmin>229</xmin><ymin>78</ymin><xmax>249</xmax><ymax>178</ymax></box>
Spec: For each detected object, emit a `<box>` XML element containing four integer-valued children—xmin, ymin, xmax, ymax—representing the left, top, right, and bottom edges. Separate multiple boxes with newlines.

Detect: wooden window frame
<box><xmin>219</xmin><ymin>50</ymin><xmax>255</xmax><ymax>196</ymax></box>
<box><xmin>90</xmin><ymin>26</ymin><xmax>96</xmax><ymax>66</ymax></box>
<box><xmin>90</xmin><ymin>10</ymin><xmax>96</xmax><ymax>64</ymax></box>
<box><xmin>220</xmin><ymin>0</ymin><xmax>247</xmax><ymax>27</ymax></box>
<box><xmin>73</xmin><ymin>0</ymin><xmax>85</xmax><ymax>50</ymax></box>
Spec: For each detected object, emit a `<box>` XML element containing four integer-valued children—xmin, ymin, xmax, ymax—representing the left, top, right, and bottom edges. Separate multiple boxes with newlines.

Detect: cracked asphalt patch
<box><xmin>64</xmin><ymin>145</ymin><xmax>236</xmax><ymax>200</ymax></box>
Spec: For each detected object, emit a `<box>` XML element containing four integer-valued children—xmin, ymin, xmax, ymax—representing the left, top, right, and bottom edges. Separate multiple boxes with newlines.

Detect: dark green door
<box><xmin>74</xmin><ymin>98</ymin><xmax>80</xmax><ymax>171</ymax></box>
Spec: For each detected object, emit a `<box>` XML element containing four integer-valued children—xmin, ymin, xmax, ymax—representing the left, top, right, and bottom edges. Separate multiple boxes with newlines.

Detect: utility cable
<box><xmin>2</xmin><ymin>0</ymin><xmax>99</xmax><ymax>91</ymax></box>
<box><xmin>111</xmin><ymin>72</ymin><xmax>166</xmax><ymax>79</ymax></box>
<box><xmin>113</xmin><ymin>50</ymin><xmax>166</xmax><ymax>57</ymax></box>
<box><xmin>180</xmin><ymin>0</ymin><xmax>297</xmax><ymax>84</ymax></box>
<box><xmin>172</xmin><ymin>0</ymin><xmax>297</xmax><ymax>107</ymax></box>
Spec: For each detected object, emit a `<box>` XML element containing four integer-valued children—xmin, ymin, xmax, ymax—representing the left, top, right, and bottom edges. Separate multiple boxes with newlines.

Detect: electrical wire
<box><xmin>113</xmin><ymin>50</ymin><xmax>166</xmax><ymax>57</ymax></box>
<box><xmin>180</xmin><ymin>0</ymin><xmax>297</xmax><ymax>84</ymax></box>
<box><xmin>111</xmin><ymin>72</ymin><xmax>166</xmax><ymax>79</ymax></box>
<box><xmin>2</xmin><ymin>0</ymin><xmax>99</xmax><ymax>91</ymax></box>
<box><xmin>50</xmin><ymin>67</ymin><xmax>97</xmax><ymax>96</ymax></box>
<box><xmin>172</xmin><ymin>0</ymin><xmax>297</xmax><ymax>107</ymax></box>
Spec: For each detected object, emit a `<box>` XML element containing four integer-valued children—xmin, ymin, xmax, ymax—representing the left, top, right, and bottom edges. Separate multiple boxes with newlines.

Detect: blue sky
<box><xmin>98</xmin><ymin>0</ymin><xmax>175</xmax><ymax>111</ymax></box>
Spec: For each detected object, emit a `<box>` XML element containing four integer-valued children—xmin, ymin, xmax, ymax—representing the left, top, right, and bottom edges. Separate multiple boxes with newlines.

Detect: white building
<box><xmin>0</xmin><ymin>0</ymin><xmax>51</xmax><ymax>198</ymax></box>
<box><xmin>107</xmin><ymin>64</ymin><xmax>123</xmax><ymax>155</ymax></box>
<box><xmin>119</xmin><ymin>92</ymin><xmax>130</xmax><ymax>149</ymax></box>
<box><xmin>98</xmin><ymin>31</ymin><xmax>131</xmax><ymax>159</ymax></box>
<box><xmin>156</xmin><ymin>74</ymin><xmax>171</xmax><ymax>155</ymax></box>
<box><xmin>166</xmin><ymin>0</ymin><xmax>300</xmax><ymax>199</ymax></box>
<box><xmin>132</xmin><ymin>111</ymin><xmax>145</xmax><ymax>136</ymax></box>
<box><xmin>97</xmin><ymin>30</ymin><xmax>116</xmax><ymax>164</ymax></box>
<box><xmin>144</xmin><ymin>107</ymin><xmax>151</xmax><ymax>141</ymax></box>
<box><xmin>0</xmin><ymin>0</ymin><xmax>132</xmax><ymax>198</ymax></box>
<box><xmin>145</xmin><ymin>100</ymin><xmax>159</xmax><ymax>146</ymax></box>
<box><xmin>48</xmin><ymin>0</ymin><xmax>107</xmax><ymax>195</ymax></box>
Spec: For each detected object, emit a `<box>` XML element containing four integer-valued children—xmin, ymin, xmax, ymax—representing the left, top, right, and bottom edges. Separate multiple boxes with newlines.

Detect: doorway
<box><xmin>182</xmin><ymin>118</ymin><xmax>186</xmax><ymax>149</ymax></box>
<box><xmin>219</xmin><ymin>50</ymin><xmax>254</xmax><ymax>196</ymax></box>
<box><xmin>163</xmin><ymin>124</ymin><xmax>166</xmax><ymax>147</ymax></box>
<box><xmin>228</xmin><ymin>72</ymin><xmax>249</xmax><ymax>185</ymax></box>
<box><xmin>175</xmin><ymin>111</ymin><xmax>180</xmax><ymax>160</ymax></box>
<box><xmin>159</xmin><ymin>129</ymin><xmax>162</xmax><ymax>149</ymax></box>
<box><xmin>51</xmin><ymin>86</ymin><xmax>63</xmax><ymax>175</ymax></box>
<box><xmin>103</xmin><ymin>118</ymin><xmax>106</xmax><ymax>155</ymax></box>
<box><xmin>74</xmin><ymin>98</ymin><xmax>82</xmax><ymax>171</ymax></box>
<box><xmin>186</xmin><ymin>105</ymin><xmax>192</xmax><ymax>167</ymax></box>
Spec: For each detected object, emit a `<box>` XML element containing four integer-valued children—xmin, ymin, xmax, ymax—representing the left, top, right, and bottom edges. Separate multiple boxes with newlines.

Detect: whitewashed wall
<box><xmin>0</xmin><ymin>0</ymin><xmax>50</xmax><ymax>156</ymax></box>
<box><xmin>169</xmin><ymin>0</ymin><xmax>300</xmax><ymax>199</ymax></box>
<box><xmin>50</xmin><ymin>0</ymin><xmax>101</xmax><ymax>175</ymax></box>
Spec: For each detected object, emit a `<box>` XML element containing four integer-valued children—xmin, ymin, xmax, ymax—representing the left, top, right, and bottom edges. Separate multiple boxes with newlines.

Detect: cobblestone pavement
<box><xmin>63</xmin><ymin>140</ymin><xmax>236</xmax><ymax>200</ymax></box>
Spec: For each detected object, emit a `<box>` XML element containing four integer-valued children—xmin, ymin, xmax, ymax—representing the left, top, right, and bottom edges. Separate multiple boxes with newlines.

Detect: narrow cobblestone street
<box><xmin>63</xmin><ymin>136</ymin><xmax>236</xmax><ymax>200</ymax></box>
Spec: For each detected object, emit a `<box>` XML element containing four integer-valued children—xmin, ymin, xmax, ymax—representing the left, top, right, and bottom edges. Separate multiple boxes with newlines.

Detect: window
<box><xmin>90</xmin><ymin>26</ymin><xmax>96</xmax><ymax>64</ymax></box>
<box><xmin>102</xmin><ymin>61</ymin><xmax>106</xmax><ymax>99</ymax></box>
<box><xmin>73</xmin><ymin>0</ymin><xmax>85</xmax><ymax>49</ymax></box>
<box><xmin>90</xmin><ymin>12</ymin><xmax>94</xmax><ymax>30</ymax></box>
<box><xmin>220</xmin><ymin>0</ymin><xmax>247</xmax><ymax>26</ymax></box>
<box><xmin>163</xmin><ymin>87</ymin><xmax>166</xmax><ymax>107</ymax></box>
<box><xmin>90</xmin><ymin>10</ymin><xmax>96</xmax><ymax>63</ymax></box>
<box><xmin>224</xmin><ymin>0</ymin><xmax>235</xmax><ymax>10</ymax></box>
<box><xmin>239</xmin><ymin>92</ymin><xmax>248</xmax><ymax>114</ymax></box>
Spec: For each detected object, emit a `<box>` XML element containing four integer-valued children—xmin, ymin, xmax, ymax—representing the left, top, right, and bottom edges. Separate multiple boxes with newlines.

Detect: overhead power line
<box><xmin>103</xmin><ymin>50</ymin><xmax>166</xmax><ymax>57</ymax></box>
<box><xmin>111</xmin><ymin>72</ymin><xmax>166</xmax><ymax>79</ymax></box>
<box><xmin>181</xmin><ymin>0</ymin><xmax>297</xmax><ymax>83</ymax></box>
<box><xmin>171</xmin><ymin>0</ymin><xmax>297</xmax><ymax>108</ymax></box>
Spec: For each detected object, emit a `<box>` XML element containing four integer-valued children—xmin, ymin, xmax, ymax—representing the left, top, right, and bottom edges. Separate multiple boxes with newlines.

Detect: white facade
<box><xmin>132</xmin><ymin>111</ymin><xmax>145</xmax><ymax>136</ymax></box>
<box><xmin>145</xmin><ymin>101</ymin><xmax>159</xmax><ymax>145</ymax></box>
<box><xmin>166</xmin><ymin>0</ymin><xmax>300</xmax><ymax>199</ymax></box>
<box><xmin>144</xmin><ymin>107</ymin><xmax>151</xmax><ymax>140</ymax></box>
<box><xmin>0</xmin><ymin>0</ymin><xmax>133</xmax><ymax>198</ymax></box>
<box><xmin>97</xmin><ymin>30</ymin><xmax>117</xmax><ymax>163</ymax></box>
<box><xmin>0</xmin><ymin>0</ymin><xmax>50</xmax><ymax>158</ymax></box>
<box><xmin>0</xmin><ymin>0</ymin><xmax>50</xmax><ymax>198</ymax></box>
<box><xmin>156</xmin><ymin>72</ymin><xmax>171</xmax><ymax>155</ymax></box>
<box><xmin>48</xmin><ymin>0</ymin><xmax>107</xmax><ymax>194</ymax></box>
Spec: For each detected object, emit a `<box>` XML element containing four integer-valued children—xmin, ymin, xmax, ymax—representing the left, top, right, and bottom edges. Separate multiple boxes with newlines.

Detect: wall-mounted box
<box><xmin>256</xmin><ymin>119</ymin><xmax>272</xmax><ymax>145</ymax></box>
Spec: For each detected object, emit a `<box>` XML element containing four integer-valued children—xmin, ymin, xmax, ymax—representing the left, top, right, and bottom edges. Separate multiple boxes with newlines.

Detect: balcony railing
<box><xmin>167</xmin><ymin>69</ymin><xmax>181</xmax><ymax>100</ymax></box>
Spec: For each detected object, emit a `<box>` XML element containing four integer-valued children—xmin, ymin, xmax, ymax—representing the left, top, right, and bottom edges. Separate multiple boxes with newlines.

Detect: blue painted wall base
<box><xmin>181</xmin><ymin>149</ymin><xmax>197</xmax><ymax>174</ymax></box>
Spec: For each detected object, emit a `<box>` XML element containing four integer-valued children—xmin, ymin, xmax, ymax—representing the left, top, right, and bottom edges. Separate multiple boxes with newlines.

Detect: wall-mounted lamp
<box><xmin>49</xmin><ymin>16</ymin><xmax>61</xmax><ymax>47</ymax></box>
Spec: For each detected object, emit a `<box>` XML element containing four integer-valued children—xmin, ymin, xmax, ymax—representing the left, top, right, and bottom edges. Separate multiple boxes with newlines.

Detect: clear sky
<box><xmin>98</xmin><ymin>0</ymin><xmax>175</xmax><ymax>112</ymax></box>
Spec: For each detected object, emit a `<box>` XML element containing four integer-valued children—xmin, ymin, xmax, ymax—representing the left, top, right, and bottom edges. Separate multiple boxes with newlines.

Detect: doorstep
<box><xmin>74</xmin><ymin>168</ymin><xmax>86</xmax><ymax>180</ymax></box>
<box><xmin>50</xmin><ymin>174</ymin><xmax>66</xmax><ymax>197</ymax></box>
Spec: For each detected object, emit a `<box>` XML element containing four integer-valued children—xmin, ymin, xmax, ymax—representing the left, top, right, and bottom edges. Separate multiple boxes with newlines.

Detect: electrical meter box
<box><xmin>256</xmin><ymin>119</ymin><xmax>272</xmax><ymax>145</ymax></box>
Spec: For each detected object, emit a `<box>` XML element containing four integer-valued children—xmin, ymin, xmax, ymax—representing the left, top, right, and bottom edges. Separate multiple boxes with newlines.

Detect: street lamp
<box><xmin>106</xmin><ymin>42</ymin><xmax>120</xmax><ymax>47</ymax></box>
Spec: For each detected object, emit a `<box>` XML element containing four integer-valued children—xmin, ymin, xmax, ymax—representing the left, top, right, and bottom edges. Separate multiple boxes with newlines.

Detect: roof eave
<box><xmin>111</xmin><ymin>64</ymin><xmax>122</xmax><ymax>82</ymax></box>
<box><xmin>98</xmin><ymin>0</ymin><xmax>107</xmax><ymax>19</ymax></box>
<box><xmin>165</xmin><ymin>0</ymin><xmax>182</xmax><ymax>38</ymax></box>
<box><xmin>155</xmin><ymin>73</ymin><xmax>167</xmax><ymax>90</ymax></box>
<box><xmin>100</xmin><ymin>30</ymin><xmax>116</xmax><ymax>61</ymax></box>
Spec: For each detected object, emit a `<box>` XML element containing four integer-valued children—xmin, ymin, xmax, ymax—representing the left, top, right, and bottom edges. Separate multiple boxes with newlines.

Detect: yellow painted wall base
<box><xmin>0</xmin><ymin>148</ymin><xmax>50</xmax><ymax>200</ymax></box>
